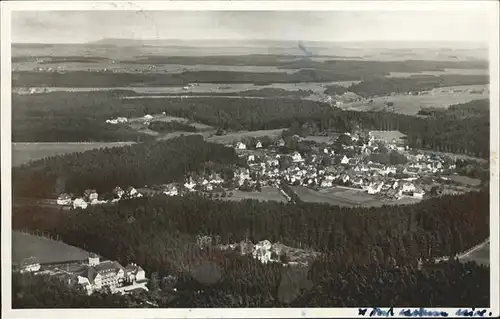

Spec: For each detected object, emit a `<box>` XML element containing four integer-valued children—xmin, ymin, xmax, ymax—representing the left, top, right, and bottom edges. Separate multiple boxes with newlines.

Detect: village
<box><xmin>54</xmin><ymin>127</ymin><xmax>483</xmax><ymax>210</ymax></box>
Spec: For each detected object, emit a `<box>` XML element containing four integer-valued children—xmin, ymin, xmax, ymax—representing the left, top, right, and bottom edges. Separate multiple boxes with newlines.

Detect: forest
<box><xmin>13</xmin><ymin>92</ymin><xmax>490</xmax><ymax>157</ymax></box>
<box><xmin>347</xmin><ymin>75</ymin><xmax>489</xmax><ymax>97</ymax></box>
<box><xmin>13</xmin><ymin>135</ymin><xmax>238</xmax><ymax>198</ymax></box>
<box><xmin>12</xmin><ymin>187</ymin><xmax>490</xmax><ymax>307</ymax></box>
<box><xmin>12</xmin><ymin>69</ymin><xmax>488</xmax><ymax>88</ymax></box>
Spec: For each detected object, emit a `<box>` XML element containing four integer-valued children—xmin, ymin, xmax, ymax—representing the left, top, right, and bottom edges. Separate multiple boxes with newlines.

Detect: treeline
<box><xmin>148</xmin><ymin>121</ymin><xmax>197</xmax><ymax>133</ymax></box>
<box><xmin>12</xmin><ymin>189</ymin><xmax>489</xmax><ymax>307</ymax></box>
<box><xmin>13</xmin><ymin>93</ymin><xmax>489</xmax><ymax>157</ymax></box>
<box><xmin>122</xmin><ymin>55</ymin><xmax>487</xmax><ymax>73</ymax></box>
<box><xmin>13</xmin><ymin>135</ymin><xmax>238</xmax><ymax>198</ymax></box>
<box><xmin>12</xmin><ymin>71</ymin><xmax>489</xmax><ymax>88</ymax></box>
<box><xmin>347</xmin><ymin>75</ymin><xmax>489</xmax><ymax>97</ymax></box>
<box><xmin>418</xmin><ymin>99</ymin><xmax>489</xmax><ymax>118</ymax></box>
<box><xmin>13</xmin><ymin>117</ymin><xmax>154</xmax><ymax>142</ymax></box>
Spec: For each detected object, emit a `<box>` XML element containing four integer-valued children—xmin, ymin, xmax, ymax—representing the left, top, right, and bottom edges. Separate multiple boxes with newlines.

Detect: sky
<box><xmin>11</xmin><ymin>10</ymin><xmax>492</xmax><ymax>44</ymax></box>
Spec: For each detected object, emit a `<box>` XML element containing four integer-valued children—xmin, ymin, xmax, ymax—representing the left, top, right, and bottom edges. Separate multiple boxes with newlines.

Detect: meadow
<box><xmin>343</xmin><ymin>84</ymin><xmax>489</xmax><ymax>115</ymax></box>
<box><xmin>221</xmin><ymin>186</ymin><xmax>288</xmax><ymax>203</ymax></box>
<box><xmin>12</xmin><ymin>142</ymin><xmax>135</xmax><ymax>167</ymax></box>
<box><xmin>206</xmin><ymin>129</ymin><xmax>285</xmax><ymax>145</ymax></box>
<box><xmin>292</xmin><ymin>186</ymin><xmax>421</xmax><ymax>207</ymax></box>
<box><xmin>12</xmin><ymin>231</ymin><xmax>90</xmax><ymax>265</ymax></box>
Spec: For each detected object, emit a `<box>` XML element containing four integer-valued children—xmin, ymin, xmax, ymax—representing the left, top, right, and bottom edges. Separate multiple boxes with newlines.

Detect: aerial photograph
<box><xmin>5</xmin><ymin>6</ymin><xmax>494</xmax><ymax>313</ymax></box>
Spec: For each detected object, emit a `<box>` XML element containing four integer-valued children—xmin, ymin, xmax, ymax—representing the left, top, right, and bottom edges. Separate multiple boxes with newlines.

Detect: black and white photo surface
<box><xmin>1</xmin><ymin>1</ymin><xmax>499</xmax><ymax>318</ymax></box>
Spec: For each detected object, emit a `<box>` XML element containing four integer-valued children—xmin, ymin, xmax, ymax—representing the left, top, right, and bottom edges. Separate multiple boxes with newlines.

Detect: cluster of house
<box><xmin>56</xmin><ymin>129</ymin><xmax>474</xmax><ymax>208</ymax></box>
<box><xmin>105</xmin><ymin>117</ymin><xmax>128</xmax><ymax>125</ymax></box>
<box><xmin>57</xmin><ymin>186</ymin><xmax>144</xmax><ymax>209</ymax></box>
<box><xmin>226</xmin><ymin>131</ymin><xmax>465</xmax><ymax>200</ymax></box>
<box><xmin>17</xmin><ymin>254</ymin><xmax>148</xmax><ymax>295</ymax></box>
<box><xmin>219</xmin><ymin>239</ymin><xmax>318</xmax><ymax>267</ymax></box>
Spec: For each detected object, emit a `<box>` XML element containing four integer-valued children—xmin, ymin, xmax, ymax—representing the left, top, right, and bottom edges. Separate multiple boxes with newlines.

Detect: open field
<box><xmin>13</xmin><ymin>62</ymin><xmax>293</xmax><ymax>74</ymax></box>
<box><xmin>369</xmin><ymin>130</ymin><xmax>407</xmax><ymax>143</ymax></box>
<box><xmin>301</xmin><ymin>134</ymin><xmax>342</xmax><ymax>144</ymax></box>
<box><xmin>449</xmin><ymin>175</ymin><xmax>482</xmax><ymax>187</ymax></box>
<box><xmin>14</xmin><ymin>81</ymin><xmax>358</xmax><ymax>95</ymax></box>
<box><xmin>292</xmin><ymin>185</ymin><xmax>421</xmax><ymax>207</ymax></box>
<box><xmin>221</xmin><ymin>186</ymin><xmax>288</xmax><ymax>203</ymax></box>
<box><xmin>12</xmin><ymin>231</ymin><xmax>90</xmax><ymax>265</ymax></box>
<box><xmin>128</xmin><ymin>113</ymin><xmax>213</xmax><ymax>131</ymax></box>
<box><xmin>343</xmin><ymin>84</ymin><xmax>489</xmax><ymax>115</ymax></box>
<box><xmin>12</xmin><ymin>142</ymin><xmax>135</xmax><ymax>167</ymax></box>
<box><xmin>459</xmin><ymin>242</ymin><xmax>489</xmax><ymax>266</ymax></box>
<box><xmin>385</xmin><ymin>68</ymin><xmax>488</xmax><ymax>78</ymax></box>
<box><xmin>206</xmin><ymin>129</ymin><xmax>285</xmax><ymax>145</ymax></box>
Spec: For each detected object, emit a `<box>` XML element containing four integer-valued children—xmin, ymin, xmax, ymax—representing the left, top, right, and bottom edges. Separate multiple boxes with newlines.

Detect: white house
<box><xmin>367</xmin><ymin>182</ymin><xmax>384</xmax><ymax>194</ymax></box>
<box><xmin>292</xmin><ymin>152</ymin><xmax>303</xmax><ymax>162</ymax></box>
<box><xmin>184</xmin><ymin>178</ymin><xmax>197</xmax><ymax>191</ymax></box>
<box><xmin>341</xmin><ymin>155</ymin><xmax>349</xmax><ymax>165</ymax></box>
<box><xmin>116</xmin><ymin>117</ymin><xmax>128</xmax><ymax>123</ymax></box>
<box><xmin>256</xmin><ymin>141</ymin><xmax>263</xmax><ymax>149</ymax></box>
<box><xmin>84</xmin><ymin>189</ymin><xmax>99</xmax><ymax>203</ymax></box>
<box><xmin>73</xmin><ymin>198</ymin><xmax>88</xmax><ymax>210</ymax></box>
<box><xmin>126</xmin><ymin>187</ymin><xmax>142</xmax><ymax>198</ymax></box>
<box><xmin>413</xmin><ymin>188</ymin><xmax>425</xmax><ymax>199</ymax></box>
<box><xmin>163</xmin><ymin>184</ymin><xmax>178</xmax><ymax>196</ymax></box>
<box><xmin>321</xmin><ymin>180</ymin><xmax>333</xmax><ymax>188</ymax></box>
<box><xmin>236</xmin><ymin>142</ymin><xmax>247</xmax><ymax>150</ymax></box>
<box><xmin>324</xmin><ymin>148</ymin><xmax>329</xmax><ymax>154</ymax></box>
<box><xmin>402</xmin><ymin>183</ymin><xmax>416</xmax><ymax>193</ymax></box>
<box><xmin>341</xmin><ymin>174</ymin><xmax>350</xmax><ymax>184</ymax></box>
<box><xmin>252</xmin><ymin>240</ymin><xmax>273</xmax><ymax>264</ymax></box>
<box><xmin>113</xmin><ymin>186</ymin><xmax>125</xmax><ymax>199</ymax></box>
<box><xmin>20</xmin><ymin>257</ymin><xmax>41</xmax><ymax>273</ymax></box>
<box><xmin>247</xmin><ymin>154</ymin><xmax>255</xmax><ymax>162</ymax></box>
<box><xmin>143</xmin><ymin>114</ymin><xmax>154</xmax><ymax>121</ymax></box>
<box><xmin>57</xmin><ymin>193</ymin><xmax>72</xmax><ymax>206</ymax></box>
<box><xmin>106</xmin><ymin>119</ymin><xmax>118</xmax><ymax>124</ymax></box>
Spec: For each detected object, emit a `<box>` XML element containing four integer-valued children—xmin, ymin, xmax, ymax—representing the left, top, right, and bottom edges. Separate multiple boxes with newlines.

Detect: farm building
<box><xmin>20</xmin><ymin>257</ymin><xmax>41</xmax><ymax>273</ymax></box>
<box><xmin>73</xmin><ymin>198</ymin><xmax>88</xmax><ymax>210</ymax></box>
<box><xmin>56</xmin><ymin>193</ymin><xmax>72</xmax><ymax>206</ymax></box>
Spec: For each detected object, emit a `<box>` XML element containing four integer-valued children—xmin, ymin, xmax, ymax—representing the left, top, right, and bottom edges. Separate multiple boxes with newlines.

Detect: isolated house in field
<box><xmin>256</xmin><ymin>141</ymin><xmax>263</xmax><ymax>149</ymax></box>
<box><xmin>236</xmin><ymin>141</ymin><xmax>247</xmax><ymax>150</ymax></box>
<box><xmin>73</xmin><ymin>198</ymin><xmax>88</xmax><ymax>210</ymax></box>
<box><xmin>57</xmin><ymin>193</ymin><xmax>72</xmax><ymax>206</ymax></box>
<box><xmin>20</xmin><ymin>257</ymin><xmax>41</xmax><ymax>273</ymax></box>
<box><xmin>84</xmin><ymin>189</ymin><xmax>99</xmax><ymax>202</ymax></box>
